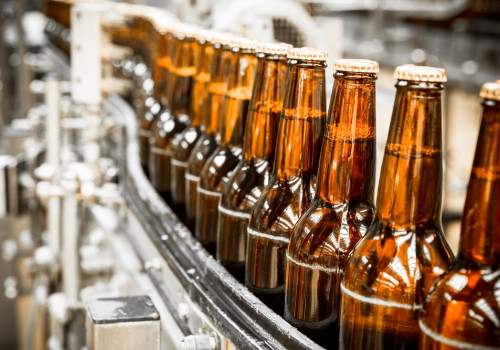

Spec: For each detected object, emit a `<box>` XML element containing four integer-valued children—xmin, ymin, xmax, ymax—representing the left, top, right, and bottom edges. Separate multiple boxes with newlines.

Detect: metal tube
<box><xmin>61</xmin><ymin>173</ymin><xmax>80</xmax><ymax>305</ymax></box>
<box><xmin>45</xmin><ymin>78</ymin><xmax>61</xmax><ymax>167</ymax></box>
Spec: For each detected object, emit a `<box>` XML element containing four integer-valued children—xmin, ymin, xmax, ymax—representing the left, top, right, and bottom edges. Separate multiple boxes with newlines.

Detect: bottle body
<box><xmin>139</xmin><ymin>32</ymin><xmax>171</xmax><ymax>173</ymax></box>
<box><xmin>186</xmin><ymin>44</ymin><xmax>233</xmax><ymax>232</ymax></box>
<box><xmin>339</xmin><ymin>73</ymin><xmax>453</xmax><ymax>350</ymax></box>
<box><xmin>149</xmin><ymin>36</ymin><xmax>196</xmax><ymax>202</ymax></box>
<box><xmin>196</xmin><ymin>45</ymin><xmax>257</xmax><ymax>254</ymax></box>
<box><xmin>419</xmin><ymin>96</ymin><xmax>500</xmax><ymax>350</ymax></box>
<box><xmin>171</xmin><ymin>41</ymin><xmax>212</xmax><ymax>220</ymax></box>
<box><xmin>217</xmin><ymin>51</ymin><xmax>288</xmax><ymax>282</ymax></box>
<box><xmin>284</xmin><ymin>67</ymin><xmax>377</xmax><ymax>348</ymax></box>
<box><xmin>196</xmin><ymin>88</ymin><xmax>252</xmax><ymax>254</ymax></box>
<box><xmin>245</xmin><ymin>54</ymin><xmax>327</xmax><ymax>315</ymax></box>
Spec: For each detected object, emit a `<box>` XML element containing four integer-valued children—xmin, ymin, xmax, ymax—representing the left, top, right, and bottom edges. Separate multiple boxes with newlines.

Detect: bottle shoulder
<box><xmin>421</xmin><ymin>262</ymin><xmax>500</xmax><ymax>347</ymax></box>
<box><xmin>248</xmin><ymin>175</ymin><xmax>316</xmax><ymax>237</ymax></box>
<box><xmin>342</xmin><ymin>220</ymin><xmax>453</xmax><ymax>303</ymax></box>
<box><xmin>220</xmin><ymin>158</ymin><xmax>273</xmax><ymax>210</ymax></box>
<box><xmin>172</xmin><ymin>126</ymin><xmax>203</xmax><ymax>159</ymax></box>
<box><xmin>187</xmin><ymin>134</ymin><xmax>218</xmax><ymax>174</ymax></box>
<box><xmin>199</xmin><ymin>145</ymin><xmax>242</xmax><ymax>190</ymax></box>
<box><xmin>288</xmin><ymin>198</ymin><xmax>374</xmax><ymax>264</ymax></box>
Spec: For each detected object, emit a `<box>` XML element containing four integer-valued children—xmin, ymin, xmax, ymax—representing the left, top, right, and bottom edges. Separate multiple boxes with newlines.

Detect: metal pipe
<box><xmin>61</xmin><ymin>172</ymin><xmax>80</xmax><ymax>305</ymax></box>
<box><xmin>45</xmin><ymin>77</ymin><xmax>62</xmax><ymax>254</ymax></box>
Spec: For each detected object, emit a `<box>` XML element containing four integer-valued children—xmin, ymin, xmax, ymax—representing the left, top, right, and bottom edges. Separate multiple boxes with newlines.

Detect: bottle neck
<box><xmin>205</xmin><ymin>45</ymin><xmax>233</xmax><ymax>136</ymax></box>
<box><xmin>220</xmin><ymin>49</ymin><xmax>257</xmax><ymax>147</ymax></box>
<box><xmin>460</xmin><ymin>99</ymin><xmax>500</xmax><ymax>266</ymax></box>
<box><xmin>376</xmin><ymin>81</ymin><xmax>444</xmax><ymax>228</ymax></box>
<box><xmin>169</xmin><ymin>38</ymin><xmax>197</xmax><ymax>117</ymax></box>
<box><xmin>190</xmin><ymin>41</ymin><xmax>213</xmax><ymax>127</ymax></box>
<box><xmin>317</xmin><ymin>71</ymin><xmax>376</xmax><ymax>204</ymax></box>
<box><xmin>243</xmin><ymin>54</ymin><xmax>287</xmax><ymax>160</ymax></box>
<box><xmin>274</xmin><ymin>60</ymin><xmax>326</xmax><ymax>180</ymax></box>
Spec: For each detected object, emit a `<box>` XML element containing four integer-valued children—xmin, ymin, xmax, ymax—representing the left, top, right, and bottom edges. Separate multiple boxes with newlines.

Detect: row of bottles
<box><xmin>44</xmin><ymin>2</ymin><xmax>499</xmax><ymax>348</ymax></box>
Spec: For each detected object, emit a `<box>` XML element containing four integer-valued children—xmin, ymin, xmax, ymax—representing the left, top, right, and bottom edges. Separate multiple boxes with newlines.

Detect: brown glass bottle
<box><xmin>284</xmin><ymin>59</ymin><xmax>378</xmax><ymax>348</ymax></box>
<box><xmin>216</xmin><ymin>43</ymin><xmax>291</xmax><ymax>282</ymax></box>
<box><xmin>137</xmin><ymin>20</ymin><xmax>169</xmax><ymax>172</ymax></box>
<box><xmin>149</xmin><ymin>26</ymin><xmax>197</xmax><ymax>203</ymax></box>
<box><xmin>170</xmin><ymin>31</ymin><xmax>215</xmax><ymax>221</ymax></box>
<box><xmin>245</xmin><ymin>47</ymin><xmax>327</xmax><ymax>315</ymax></box>
<box><xmin>419</xmin><ymin>81</ymin><xmax>500</xmax><ymax>350</ymax></box>
<box><xmin>185</xmin><ymin>33</ymin><xmax>234</xmax><ymax>232</ymax></box>
<box><xmin>195</xmin><ymin>38</ymin><xmax>259</xmax><ymax>255</ymax></box>
<box><xmin>338</xmin><ymin>65</ymin><xmax>454</xmax><ymax>350</ymax></box>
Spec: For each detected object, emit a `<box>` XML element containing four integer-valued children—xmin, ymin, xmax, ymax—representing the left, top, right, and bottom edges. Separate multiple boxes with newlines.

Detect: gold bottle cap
<box><xmin>287</xmin><ymin>47</ymin><xmax>328</xmax><ymax>62</ymax></box>
<box><xmin>334</xmin><ymin>59</ymin><xmax>379</xmax><ymax>73</ymax></box>
<box><xmin>257</xmin><ymin>42</ymin><xmax>293</xmax><ymax>56</ymax></box>
<box><xmin>394</xmin><ymin>64</ymin><xmax>447</xmax><ymax>83</ymax></box>
<box><xmin>152</xmin><ymin>15</ymin><xmax>179</xmax><ymax>34</ymax></box>
<box><xmin>230</xmin><ymin>37</ymin><xmax>260</xmax><ymax>50</ymax></box>
<box><xmin>194</xmin><ymin>29</ymin><xmax>219</xmax><ymax>42</ymax></box>
<box><xmin>171</xmin><ymin>23</ymin><xmax>199</xmax><ymax>39</ymax></box>
<box><xmin>479</xmin><ymin>81</ymin><xmax>500</xmax><ymax>101</ymax></box>
<box><xmin>209</xmin><ymin>32</ymin><xmax>235</xmax><ymax>46</ymax></box>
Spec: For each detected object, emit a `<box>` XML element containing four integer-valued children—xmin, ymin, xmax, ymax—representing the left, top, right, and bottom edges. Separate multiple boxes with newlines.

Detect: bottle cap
<box><xmin>148</xmin><ymin>12</ymin><xmax>178</xmax><ymax>32</ymax></box>
<box><xmin>334</xmin><ymin>59</ymin><xmax>379</xmax><ymax>73</ymax></box>
<box><xmin>257</xmin><ymin>42</ymin><xmax>293</xmax><ymax>56</ymax></box>
<box><xmin>230</xmin><ymin>37</ymin><xmax>260</xmax><ymax>51</ymax></box>
<box><xmin>194</xmin><ymin>29</ymin><xmax>219</xmax><ymax>42</ymax></box>
<box><xmin>152</xmin><ymin>16</ymin><xmax>179</xmax><ymax>34</ymax></box>
<box><xmin>394</xmin><ymin>64</ymin><xmax>447</xmax><ymax>83</ymax></box>
<box><xmin>171</xmin><ymin>23</ymin><xmax>199</xmax><ymax>39</ymax></box>
<box><xmin>479</xmin><ymin>81</ymin><xmax>500</xmax><ymax>101</ymax></box>
<box><xmin>287</xmin><ymin>47</ymin><xmax>328</xmax><ymax>62</ymax></box>
<box><xmin>209</xmin><ymin>32</ymin><xmax>235</xmax><ymax>46</ymax></box>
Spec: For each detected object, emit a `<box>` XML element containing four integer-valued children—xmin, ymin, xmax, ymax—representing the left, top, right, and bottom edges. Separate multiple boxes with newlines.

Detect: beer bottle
<box><xmin>419</xmin><ymin>81</ymin><xmax>500</xmax><ymax>350</ymax></box>
<box><xmin>216</xmin><ymin>42</ymin><xmax>291</xmax><ymax>282</ymax></box>
<box><xmin>245</xmin><ymin>47</ymin><xmax>327</xmax><ymax>315</ymax></box>
<box><xmin>195</xmin><ymin>37</ymin><xmax>259</xmax><ymax>255</ymax></box>
<box><xmin>170</xmin><ymin>30</ymin><xmax>216</xmax><ymax>221</ymax></box>
<box><xmin>338</xmin><ymin>65</ymin><xmax>454</xmax><ymax>350</ymax></box>
<box><xmin>149</xmin><ymin>26</ymin><xmax>198</xmax><ymax>203</ymax></box>
<box><xmin>136</xmin><ymin>18</ymin><xmax>164</xmax><ymax>171</ymax></box>
<box><xmin>284</xmin><ymin>59</ymin><xmax>378</xmax><ymax>348</ymax></box>
<box><xmin>185</xmin><ymin>33</ymin><xmax>234</xmax><ymax>232</ymax></box>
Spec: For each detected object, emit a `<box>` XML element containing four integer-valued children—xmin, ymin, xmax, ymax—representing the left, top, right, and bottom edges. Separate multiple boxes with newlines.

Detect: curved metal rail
<box><xmin>106</xmin><ymin>95</ymin><xmax>322</xmax><ymax>350</ymax></box>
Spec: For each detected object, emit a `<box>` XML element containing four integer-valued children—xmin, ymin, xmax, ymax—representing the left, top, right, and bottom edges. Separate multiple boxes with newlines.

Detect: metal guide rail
<box><xmin>105</xmin><ymin>94</ymin><xmax>322</xmax><ymax>350</ymax></box>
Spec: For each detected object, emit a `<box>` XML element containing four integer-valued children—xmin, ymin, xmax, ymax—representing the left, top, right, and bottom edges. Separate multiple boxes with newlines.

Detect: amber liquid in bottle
<box><xmin>185</xmin><ymin>43</ymin><xmax>233</xmax><ymax>233</ymax></box>
<box><xmin>196</xmin><ymin>45</ymin><xmax>257</xmax><ymax>255</ymax></box>
<box><xmin>138</xmin><ymin>28</ymin><xmax>168</xmax><ymax>174</ymax></box>
<box><xmin>245</xmin><ymin>57</ymin><xmax>326</xmax><ymax>315</ymax></box>
<box><xmin>284</xmin><ymin>68</ymin><xmax>377</xmax><ymax>348</ymax></box>
<box><xmin>149</xmin><ymin>35</ymin><xmax>195</xmax><ymax>203</ymax></box>
<box><xmin>339</xmin><ymin>77</ymin><xmax>454</xmax><ymax>350</ymax></box>
<box><xmin>216</xmin><ymin>51</ymin><xmax>288</xmax><ymax>282</ymax></box>
<box><xmin>419</xmin><ymin>95</ymin><xmax>500</xmax><ymax>349</ymax></box>
<box><xmin>170</xmin><ymin>40</ymin><xmax>213</xmax><ymax>222</ymax></box>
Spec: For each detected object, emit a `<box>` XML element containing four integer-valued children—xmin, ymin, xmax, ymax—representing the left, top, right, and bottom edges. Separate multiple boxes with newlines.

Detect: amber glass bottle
<box><xmin>149</xmin><ymin>26</ymin><xmax>198</xmax><ymax>202</ymax></box>
<box><xmin>419</xmin><ymin>81</ymin><xmax>500</xmax><ymax>350</ymax></box>
<box><xmin>245</xmin><ymin>47</ymin><xmax>327</xmax><ymax>315</ymax></box>
<box><xmin>195</xmin><ymin>37</ymin><xmax>258</xmax><ymax>255</ymax></box>
<box><xmin>185</xmin><ymin>33</ymin><xmax>234</xmax><ymax>232</ymax></box>
<box><xmin>137</xmin><ymin>24</ymin><xmax>174</xmax><ymax>172</ymax></box>
<box><xmin>216</xmin><ymin>43</ymin><xmax>291</xmax><ymax>282</ymax></box>
<box><xmin>284</xmin><ymin>59</ymin><xmax>378</xmax><ymax>348</ymax></box>
<box><xmin>170</xmin><ymin>31</ymin><xmax>216</xmax><ymax>221</ymax></box>
<box><xmin>338</xmin><ymin>65</ymin><xmax>454</xmax><ymax>350</ymax></box>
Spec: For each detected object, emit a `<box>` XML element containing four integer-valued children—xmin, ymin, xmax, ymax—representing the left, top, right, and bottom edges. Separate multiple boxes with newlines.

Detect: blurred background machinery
<box><xmin>0</xmin><ymin>0</ymin><xmax>498</xmax><ymax>349</ymax></box>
